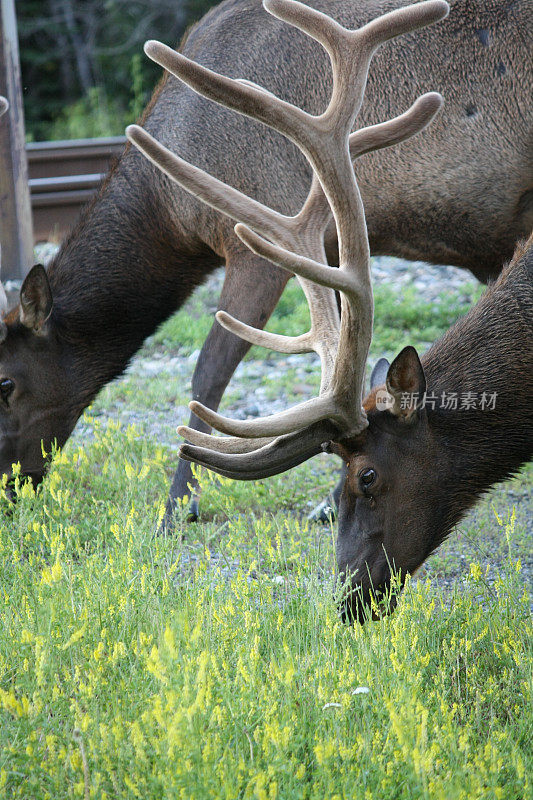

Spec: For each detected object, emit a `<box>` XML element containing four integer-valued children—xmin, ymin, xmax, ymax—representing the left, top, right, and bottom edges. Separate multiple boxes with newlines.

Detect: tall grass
<box><xmin>0</xmin><ymin>420</ymin><xmax>530</xmax><ymax>799</ymax></box>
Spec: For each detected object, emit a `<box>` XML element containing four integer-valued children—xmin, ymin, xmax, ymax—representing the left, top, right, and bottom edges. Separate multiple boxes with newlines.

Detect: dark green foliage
<box><xmin>17</xmin><ymin>0</ymin><xmax>221</xmax><ymax>141</ymax></box>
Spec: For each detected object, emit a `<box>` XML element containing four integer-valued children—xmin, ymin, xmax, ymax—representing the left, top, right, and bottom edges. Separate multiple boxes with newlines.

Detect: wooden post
<box><xmin>0</xmin><ymin>0</ymin><xmax>33</xmax><ymax>283</ymax></box>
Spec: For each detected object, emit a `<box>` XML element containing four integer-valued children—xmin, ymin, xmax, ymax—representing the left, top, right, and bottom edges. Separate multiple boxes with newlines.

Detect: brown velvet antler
<box><xmin>127</xmin><ymin>0</ymin><xmax>448</xmax><ymax>479</ymax></box>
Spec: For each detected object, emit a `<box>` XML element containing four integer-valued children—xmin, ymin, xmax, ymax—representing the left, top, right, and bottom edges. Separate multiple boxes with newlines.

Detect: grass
<box><xmin>0</xmin><ymin>271</ymin><xmax>531</xmax><ymax>799</ymax></box>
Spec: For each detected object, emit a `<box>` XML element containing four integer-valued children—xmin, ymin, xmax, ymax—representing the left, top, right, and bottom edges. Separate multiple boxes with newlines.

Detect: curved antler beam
<box><xmin>188</xmin><ymin>392</ymin><xmax>351</xmax><ymax>438</ymax></box>
<box><xmin>130</xmin><ymin>0</ymin><xmax>449</xmax><ymax>478</ymax></box>
<box><xmin>179</xmin><ymin>419</ymin><xmax>340</xmax><ymax>480</ymax></box>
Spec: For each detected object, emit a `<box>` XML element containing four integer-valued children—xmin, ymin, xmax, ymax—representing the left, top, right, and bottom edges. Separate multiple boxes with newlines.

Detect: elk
<box><xmin>128</xmin><ymin>0</ymin><xmax>532</xmax><ymax>621</ymax></box>
<box><xmin>0</xmin><ymin>0</ymin><xmax>531</xmax><ymax>530</ymax></box>
<box><xmin>0</xmin><ymin>95</ymin><xmax>10</xmax><ymax>321</ymax></box>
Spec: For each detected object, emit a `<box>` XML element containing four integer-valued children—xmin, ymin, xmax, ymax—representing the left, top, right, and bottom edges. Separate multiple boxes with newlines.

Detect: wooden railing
<box><xmin>27</xmin><ymin>136</ymin><xmax>126</xmax><ymax>244</ymax></box>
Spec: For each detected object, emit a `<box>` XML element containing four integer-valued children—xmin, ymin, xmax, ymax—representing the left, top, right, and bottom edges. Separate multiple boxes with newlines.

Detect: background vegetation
<box><xmin>18</xmin><ymin>0</ymin><xmax>219</xmax><ymax>141</ymax></box>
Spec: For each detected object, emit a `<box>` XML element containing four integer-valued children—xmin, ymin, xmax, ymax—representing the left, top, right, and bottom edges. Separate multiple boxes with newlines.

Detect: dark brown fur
<box><xmin>336</xmin><ymin>234</ymin><xmax>533</xmax><ymax>621</ymax></box>
<box><xmin>0</xmin><ymin>0</ymin><xmax>531</xmax><ymax>526</ymax></box>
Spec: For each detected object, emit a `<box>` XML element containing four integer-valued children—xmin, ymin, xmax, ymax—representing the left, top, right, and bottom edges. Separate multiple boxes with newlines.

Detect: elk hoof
<box><xmin>308</xmin><ymin>500</ymin><xmax>336</xmax><ymax>524</ymax></box>
<box><xmin>186</xmin><ymin>498</ymin><xmax>200</xmax><ymax>522</ymax></box>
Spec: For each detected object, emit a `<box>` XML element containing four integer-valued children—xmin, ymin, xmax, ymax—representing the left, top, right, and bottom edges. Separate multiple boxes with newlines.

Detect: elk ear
<box><xmin>370</xmin><ymin>357</ymin><xmax>390</xmax><ymax>390</ymax></box>
<box><xmin>385</xmin><ymin>346</ymin><xmax>426</xmax><ymax>421</ymax></box>
<box><xmin>20</xmin><ymin>265</ymin><xmax>53</xmax><ymax>333</ymax></box>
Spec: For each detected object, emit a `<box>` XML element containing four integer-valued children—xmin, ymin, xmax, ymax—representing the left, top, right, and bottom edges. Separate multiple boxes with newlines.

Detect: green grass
<box><xmin>0</xmin><ymin>427</ymin><xmax>531</xmax><ymax>799</ymax></box>
<box><xmin>0</xmin><ymin>274</ymin><xmax>531</xmax><ymax>799</ymax></box>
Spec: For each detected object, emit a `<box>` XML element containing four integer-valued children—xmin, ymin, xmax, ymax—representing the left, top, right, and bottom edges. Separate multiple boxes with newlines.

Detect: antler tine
<box><xmin>143</xmin><ymin>38</ymin><xmax>314</xmax><ymax>151</ymax></box>
<box><xmin>126</xmin><ymin>124</ymin><xmax>291</xmax><ymax>245</ymax></box>
<box><xmin>215</xmin><ymin>311</ymin><xmax>315</xmax><ymax>354</ymax></box>
<box><xmin>358</xmin><ymin>0</ymin><xmax>450</xmax><ymax>49</ymax></box>
<box><xmin>0</xmin><ymin>96</ymin><xmax>8</xmax><ymax>117</ymax></box>
<box><xmin>178</xmin><ymin>426</ymin><xmax>274</xmax><ymax>453</ymax></box>
<box><xmin>350</xmin><ymin>92</ymin><xmax>443</xmax><ymax>159</ymax></box>
<box><xmin>188</xmin><ymin>393</ymin><xmax>340</xmax><ymax>438</ymax></box>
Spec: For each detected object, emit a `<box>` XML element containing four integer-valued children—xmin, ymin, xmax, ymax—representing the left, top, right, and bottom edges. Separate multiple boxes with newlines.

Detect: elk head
<box><xmin>0</xmin><ymin>94</ymin><xmax>78</xmax><ymax>488</ymax></box>
<box><xmin>332</xmin><ymin>346</ymin><xmax>444</xmax><ymax>621</ymax></box>
<box><xmin>127</xmin><ymin>0</ymin><xmax>450</xmax><ymax>619</ymax></box>
<box><xmin>0</xmin><ymin>264</ymin><xmax>80</xmax><ymax>490</ymax></box>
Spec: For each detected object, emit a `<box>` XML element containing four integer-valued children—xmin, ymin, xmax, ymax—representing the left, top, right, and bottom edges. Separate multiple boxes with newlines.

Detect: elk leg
<box><xmin>161</xmin><ymin>252</ymin><xmax>290</xmax><ymax>532</ymax></box>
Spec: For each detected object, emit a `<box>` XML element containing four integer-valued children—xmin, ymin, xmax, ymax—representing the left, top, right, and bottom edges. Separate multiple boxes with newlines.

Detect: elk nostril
<box><xmin>337</xmin><ymin>581</ymin><xmax>373</xmax><ymax>625</ymax></box>
<box><xmin>336</xmin><ymin>570</ymin><xmax>403</xmax><ymax>624</ymax></box>
<box><xmin>339</xmin><ymin>594</ymin><xmax>373</xmax><ymax>625</ymax></box>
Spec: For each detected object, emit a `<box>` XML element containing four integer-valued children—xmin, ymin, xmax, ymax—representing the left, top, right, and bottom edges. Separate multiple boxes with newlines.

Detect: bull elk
<box><xmin>128</xmin><ymin>0</ymin><xmax>532</xmax><ymax>621</ymax></box>
<box><xmin>0</xmin><ymin>0</ymin><xmax>531</xmax><ymax>530</ymax></box>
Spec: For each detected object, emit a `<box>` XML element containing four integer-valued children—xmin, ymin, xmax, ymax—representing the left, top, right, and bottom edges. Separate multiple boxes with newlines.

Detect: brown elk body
<box><xmin>0</xmin><ymin>0</ymin><xmax>531</xmax><ymax>527</ymax></box>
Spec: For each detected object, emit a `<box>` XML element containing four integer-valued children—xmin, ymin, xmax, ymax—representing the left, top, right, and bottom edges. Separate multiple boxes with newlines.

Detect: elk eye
<box><xmin>359</xmin><ymin>468</ymin><xmax>376</xmax><ymax>487</ymax></box>
<box><xmin>0</xmin><ymin>378</ymin><xmax>14</xmax><ymax>403</ymax></box>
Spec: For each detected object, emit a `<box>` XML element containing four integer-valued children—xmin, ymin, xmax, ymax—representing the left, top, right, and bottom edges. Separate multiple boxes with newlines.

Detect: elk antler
<box><xmin>127</xmin><ymin>0</ymin><xmax>448</xmax><ymax>479</ymax></box>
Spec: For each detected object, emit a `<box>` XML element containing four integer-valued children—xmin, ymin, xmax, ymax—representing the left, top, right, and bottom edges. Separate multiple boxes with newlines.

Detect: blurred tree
<box><xmin>17</xmin><ymin>0</ymin><xmax>220</xmax><ymax>140</ymax></box>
